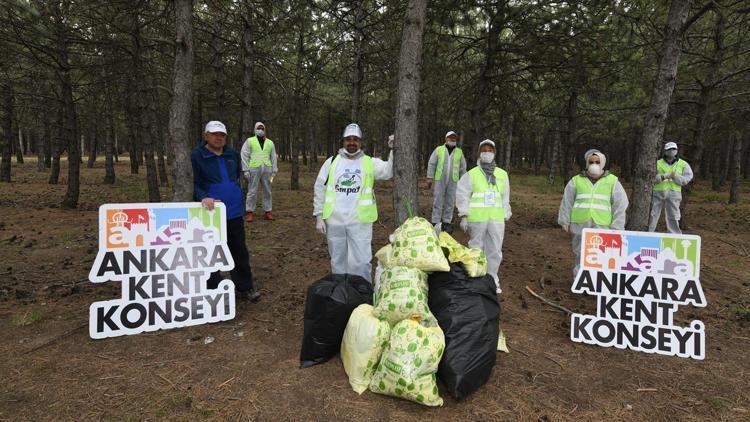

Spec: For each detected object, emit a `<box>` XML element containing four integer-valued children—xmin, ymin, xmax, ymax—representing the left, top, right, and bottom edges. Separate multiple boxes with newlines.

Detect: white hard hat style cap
<box><xmin>204</xmin><ymin>121</ymin><xmax>227</xmax><ymax>134</ymax></box>
<box><xmin>478</xmin><ymin>139</ymin><xmax>495</xmax><ymax>150</ymax></box>
<box><xmin>664</xmin><ymin>142</ymin><xmax>678</xmax><ymax>150</ymax></box>
<box><xmin>445</xmin><ymin>131</ymin><xmax>458</xmax><ymax>138</ymax></box>
<box><xmin>343</xmin><ymin>123</ymin><xmax>363</xmax><ymax>139</ymax></box>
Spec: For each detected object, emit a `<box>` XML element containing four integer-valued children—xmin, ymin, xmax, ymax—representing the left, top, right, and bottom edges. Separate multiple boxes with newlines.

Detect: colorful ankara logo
<box><xmin>570</xmin><ymin>229</ymin><xmax>706</xmax><ymax>360</ymax></box>
<box><xmin>88</xmin><ymin>203</ymin><xmax>236</xmax><ymax>339</ymax></box>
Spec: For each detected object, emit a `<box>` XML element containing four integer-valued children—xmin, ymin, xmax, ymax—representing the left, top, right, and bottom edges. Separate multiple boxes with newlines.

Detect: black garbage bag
<box><xmin>300</xmin><ymin>273</ymin><xmax>373</xmax><ymax>368</ymax></box>
<box><xmin>428</xmin><ymin>263</ymin><xmax>500</xmax><ymax>400</ymax></box>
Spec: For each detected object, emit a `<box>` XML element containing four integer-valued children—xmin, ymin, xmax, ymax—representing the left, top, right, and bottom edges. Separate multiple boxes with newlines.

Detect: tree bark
<box><xmin>239</xmin><ymin>2</ymin><xmax>255</xmax><ymax>148</ymax></box>
<box><xmin>392</xmin><ymin>0</ymin><xmax>428</xmax><ymax>225</ymax></box>
<box><xmin>16</xmin><ymin>128</ymin><xmax>24</xmax><ymax>164</ymax></box>
<box><xmin>86</xmin><ymin>126</ymin><xmax>97</xmax><ymax>168</ymax></box>
<box><xmin>728</xmin><ymin>132</ymin><xmax>742</xmax><ymax>204</ymax></box>
<box><xmin>350</xmin><ymin>0</ymin><xmax>366</xmax><ymax>122</ymax></box>
<box><xmin>504</xmin><ymin>114</ymin><xmax>513</xmax><ymax>169</ymax></box>
<box><xmin>547</xmin><ymin>128</ymin><xmax>561</xmax><ymax>186</ymax></box>
<box><xmin>36</xmin><ymin>131</ymin><xmax>45</xmax><ymax>171</ymax></box>
<box><xmin>0</xmin><ymin>83</ymin><xmax>12</xmax><ymax>182</ymax></box>
<box><xmin>49</xmin><ymin>102</ymin><xmax>62</xmax><ymax>184</ymax></box>
<box><xmin>168</xmin><ymin>0</ymin><xmax>195</xmax><ymax>201</ymax></box>
<box><xmin>103</xmin><ymin>88</ymin><xmax>116</xmax><ymax>184</ymax></box>
<box><xmin>627</xmin><ymin>0</ymin><xmax>691</xmax><ymax>231</ymax></box>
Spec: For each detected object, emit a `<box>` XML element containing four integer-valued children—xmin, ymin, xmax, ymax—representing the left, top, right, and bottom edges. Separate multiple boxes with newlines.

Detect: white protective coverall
<box><xmin>427</xmin><ymin>144</ymin><xmax>467</xmax><ymax>226</ymax></box>
<box><xmin>557</xmin><ymin>171</ymin><xmax>629</xmax><ymax>275</ymax></box>
<box><xmin>240</xmin><ymin>124</ymin><xmax>278</xmax><ymax>213</ymax></box>
<box><xmin>648</xmin><ymin>156</ymin><xmax>693</xmax><ymax>234</ymax></box>
<box><xmin>313</xmin><ymin>149</ymin><xmax>393</xmax><ymax>282</ymax></box>
<box><xmin>455</xmin><ymin>164</ymin><xmax>511</xmax><ymax>291</ymax></box>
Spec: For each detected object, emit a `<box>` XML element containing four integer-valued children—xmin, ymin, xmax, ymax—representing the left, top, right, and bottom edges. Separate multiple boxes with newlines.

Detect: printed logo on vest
<box><xmin>336</xmin><ymin>168</ymin><xmax>362</xmax><ymax>195</ymax></box>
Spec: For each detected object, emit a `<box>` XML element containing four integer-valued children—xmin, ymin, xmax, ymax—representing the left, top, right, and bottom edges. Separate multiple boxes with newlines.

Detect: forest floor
<box><xmin>1</xmin><ymin>158</ymin><xmax>749</xmax><ymax>421</ymax></box>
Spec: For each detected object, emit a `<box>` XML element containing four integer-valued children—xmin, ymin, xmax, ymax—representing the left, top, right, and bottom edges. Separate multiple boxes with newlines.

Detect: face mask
<box><xmin>446</xmin><ymin>141</ymin><xmax>456</xmax><ymax>147</ymax></box>
<box><xmin>587</xmin><ymin>164</ymin><xmax>603</xmax><ymax>177</ymax></box>
<box><xmin>665</xmin><ymin>150</ymin><xmax>677</xmax><ymax>159</ymax></box>
<box><xmin>480</xmin><ymin>152</ymin><xmax>495</xmax><ymax>164</ymax></box>
<box><xmin>254</xmin><ymin>129</ymin><xmax>265</xmax><ymax>138</ymax></box>
<box><xmin>344</xmin><ymin>148</ymin><xmax>361</xmax><ymax>157</ymax></box>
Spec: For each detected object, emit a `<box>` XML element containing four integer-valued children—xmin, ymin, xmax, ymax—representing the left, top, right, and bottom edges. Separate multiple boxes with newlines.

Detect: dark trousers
<box><xmin>208</xmin><ymin>217</ymin><xmax>255</xmax><ymax>293</ymax></box>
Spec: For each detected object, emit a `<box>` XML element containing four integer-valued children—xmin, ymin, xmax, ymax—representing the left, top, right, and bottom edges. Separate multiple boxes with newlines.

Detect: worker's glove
<box><xmin>656</xmin><ymin>174</ymin><xmax>664</xmax><ymax>182</ymax></box>
<box><xmin>426</xmin><ymin>179</ymin><xmax>433</xmax><ymax>190</ymax></box>
<box><xmin>244</xmin><ymin>171</ymin><xmax>251</xmax><ymax>180</ymax></box>
<box><xmin>388</xmin><ymin>134</ymin><xmax>394</xmax><ymax>149</ymax></box>
<box><xmin>315</xmin><ymin>216</ymin><xmax>326</xmax><ymax>235</ymax></box>
<box><xmin>460</xmin><ymin>217</ymin><xmax>468</xmax><ymax>233</ymax></box>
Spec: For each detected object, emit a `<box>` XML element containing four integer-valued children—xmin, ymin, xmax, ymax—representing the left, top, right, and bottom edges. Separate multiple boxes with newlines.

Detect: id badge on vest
<box><xmin>484</xmin><ymin>191</ymin><xmax>496</xmax><ymax>206</ymax></box>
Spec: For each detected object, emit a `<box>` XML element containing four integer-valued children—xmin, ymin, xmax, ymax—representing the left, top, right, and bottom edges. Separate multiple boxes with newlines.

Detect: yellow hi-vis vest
<box><xmin>467</xmin><ymin>166</ymin><xmax>507</xmax><ymax>222</ymax></box>
<box><xmin>654</xmin><ymin>158</ymin><xmax>687</xmax><ymax>192</ymax></box>
<box><xmin>434</xmin><ymin>145</ymin><xmax>463</xmax><ymax>182</ymax></box>
<box><xmin>571</xmin><ymin>174</ymin><xmax>617</xmax><ymax>226</ymax></box>
<box><xmin>321</xmin><ymin>155</ymin><xmax>377</xmax><ymax>223</ymax></box>
<box><xmin>246</xmin><ymin>136</ymin><xmax>274</xmax><ymax>168</ymax></box>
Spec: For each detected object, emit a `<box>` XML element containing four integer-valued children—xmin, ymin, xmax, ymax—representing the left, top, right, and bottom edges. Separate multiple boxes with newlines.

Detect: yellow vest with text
<box><xmin>571</xmin><ymin>174</ymin><xmax>617</xmax><ymax>226</ymax></box>
<box><xmin>468</xmin><ymin>166</ymin><xmax>507</xmax><ymax>222</ymax></box>
<box><xmin>245</xmin><ymin>136</ymin><xmax>274</xmax><ymax>168</ymax></box>
<box><xmin>322</xmin><ymin>155</ymin><xmax>377</xmax><ymax>223</ymax></box>
<box><xmin>654</xmin><ymin>158</ymin><xmax>687</xmax><ymax>192</ymax></box>
<box><xmin>434</xmin><ymin>145</ymin><xmax>463</xmax><ymax>182</ymax></box>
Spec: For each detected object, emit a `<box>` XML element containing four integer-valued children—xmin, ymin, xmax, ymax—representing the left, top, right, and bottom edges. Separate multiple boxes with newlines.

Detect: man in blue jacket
<box><xmin>192</xmin><ymin>121</ymin><xmax>260</xmax><ymax>301</ymax></box>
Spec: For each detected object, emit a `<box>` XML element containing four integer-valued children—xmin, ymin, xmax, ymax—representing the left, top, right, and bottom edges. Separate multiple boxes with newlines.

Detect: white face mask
<box><xmin>445</xmin><ymin>141</ymin><xmax>456</xmax><ymax>147</ymax></box>
<box><xmin>587</xmin><ymin>163</ymin><xmax>603</xmax><ymax>177</ymax></box>
<box><xmin>343</xmin><ymin>148</ymin><xmax>361</xmax><ymax>157</ymax></box>
<box><xmin>665</xmin><ymin>150</ymin><xmax>677</xmax><ymax>159</ymax></box>
<box><xmin>254</xmin><ymin>129</ymin><xmax>265</xmax><ymax>138</ymax></box>
<box><xmin>480</xmin><ymin>152</ymin><xmax>495</xmax><ymax>164</ymax></box>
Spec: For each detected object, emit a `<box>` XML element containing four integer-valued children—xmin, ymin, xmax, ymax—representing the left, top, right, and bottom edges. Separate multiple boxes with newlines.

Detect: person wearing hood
<box><xmin>558</xmin><ymin>149</ymin><xmax>629</xmax><ymax>275</ymax></box>
<box><xmin>426</xmin><ymin>131</ymin><xmax>467</xmax><ymax>234</ymax></box>
<box><xmin>241</xmin><ymin>121</ymin><xmax>278</xmax><ymax>222</ymax></box>
<box><xmin>648</xmin><ymin>142</ymin><xmax>693</xmax><ymax>234</ymax></box>
<box><xmin>312</xmin><ymin>123</ymin><xmax>394</xmax><ymax>282</ymax></box>
<box><xmin>455</xmin><ymin>139</ymin><xmax>511</xmax><ymax>294</ymax></box>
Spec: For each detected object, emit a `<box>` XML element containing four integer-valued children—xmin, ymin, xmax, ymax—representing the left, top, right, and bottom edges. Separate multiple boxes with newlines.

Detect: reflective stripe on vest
<box><xmin>434</xmin><ymin>145</ymin><xmax>463</xmax><ymax>182</ymax></box>
<box><xmin>467</xmin><ymin>167</ymin><xmax>507</xmax><ymax>222</ymax></box>
<box><xmin>321</xmin><ymin>155</ymin><xmax>377</xmax><ymax>223</ymax></box>
<box><xmin>246</xmin><ymin>136</ymin><xmax>274</xmax><ymax>168</ymax></box>
<box><xmin>570</xmin><ymin>174</ymin><xmax>617</xmax><ymax>226</ymax></box>
<box><xmin>654</xmin><ymin>159</ymin><xmax>687</xmax><ymax>192</ymax></box>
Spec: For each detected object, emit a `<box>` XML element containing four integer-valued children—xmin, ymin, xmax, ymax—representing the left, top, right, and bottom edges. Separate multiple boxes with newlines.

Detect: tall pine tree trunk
<box><xmin>239</xmin><ymin>4</ymin><xmax>255</xmax><ymax>147</ymax></box>
<box><xmin>728</xmin><ymin>132</ymin><xmax>742</xmax><ymax>204</ymax></box>
<box><xmin>49</xmin><ymin>103</ymin><xmax>62</xmax><ymax>184</ymax></box>
<box><xmin>168</xmin><ymin>0</ymin><xmax>195</xmax><ymax>201</ymax></box>
<box><xmin>0</xmin><ymin>83</ymin><xmax>12</xmax><ymax>182</ymax></box>
<box><xmin>627</xmin><ymin>0</ymin><xmax>691</xmax><ymax>231</ymax></box>
<box><xmin>392</xmin><ymin>0</ymin><xmax>428</xmax><ymax>225</ymax></box>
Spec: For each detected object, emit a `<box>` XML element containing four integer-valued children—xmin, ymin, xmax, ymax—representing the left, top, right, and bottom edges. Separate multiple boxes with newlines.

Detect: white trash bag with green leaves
<box><xmin>369</xmin><ymin>319</ymin><xmax>445</xmax><ymax>406</ymax></box>
<box><xmin>373</xmin><ymin>266</ymin><xmax>435</xmax><ymax>326</ymax></box>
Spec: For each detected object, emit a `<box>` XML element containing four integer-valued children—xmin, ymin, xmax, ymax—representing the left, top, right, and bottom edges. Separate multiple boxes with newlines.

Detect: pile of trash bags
<box><xmin>300</xmin><ymin>216</ymin><xmax>500</xmax><ymax>406</ymax></box>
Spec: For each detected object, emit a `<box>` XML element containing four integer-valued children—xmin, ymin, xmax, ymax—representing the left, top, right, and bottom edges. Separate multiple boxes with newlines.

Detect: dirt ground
<box><xmin>1</xmin><ymin>158</ymin><xmax>748</xmax><ymax>421</ymax></box>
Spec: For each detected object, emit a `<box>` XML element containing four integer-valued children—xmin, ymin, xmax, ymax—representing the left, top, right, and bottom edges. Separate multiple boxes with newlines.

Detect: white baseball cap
<box><xmin>445</xmin><ymin>131</ymin><xmax>458</xmax><ymax>139</ymax></box>
<box><xmin>479</xmin><ymin>139</ymin><xmax>495</xmax><ymax>149</ymax></box>
<box><xmin>343</xmin><ymin>123</ymin><xmax>363</xmax><ymax>139</ymax></box>
<box><xmin>204</xmin><ymin>121</ymin><xmax>227</xmax><ymax>134</ymax></box>
<box><xmin>664</xmin><ymin>142</ymin><xmax>678</xmax><ymax>150</ymax></box>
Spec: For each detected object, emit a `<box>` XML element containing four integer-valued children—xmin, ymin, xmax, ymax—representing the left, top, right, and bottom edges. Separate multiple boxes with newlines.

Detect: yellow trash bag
<box><xmin>389</xmin><ymin>217</ymin><xmax>450</xmax><ymax>272</ymax></box>
<box><xmin>438</xmin><ymin>232</ymin><xmax>488</xmax><ymax>277</ymax></box>
<box><xmin>341</xmin><ymin>304</ymin><xmax>391</xmax><ymax>394</ymax></box>
<box><xmin>369</xmin><ymin>319</ymin><xmax>445</xmax><ymax>406</ymax></box>
<box><xmin>373</xmin><ymin>266</ymin><xmax>435</xmax><ymax>326</ymax></box>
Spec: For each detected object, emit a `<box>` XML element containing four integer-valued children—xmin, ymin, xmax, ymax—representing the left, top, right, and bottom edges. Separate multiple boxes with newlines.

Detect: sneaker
<box><xmin>237</xmin><ymin>289</ymin><xmax>261</xmax><ymax>302</ymax></box>
<box><xmin>264</xmin><ymin>211</ymin><xmax>274</xmax><ymax>220</ymax></box>
<box><xmin>245</xmin><ymin>212</ymin><xmax>254</xmax><ymax>222</ymax></box>
<box><xmin>496</xmin><ymin>287</ymin><xmax>502</xmax><ymax>294</ymax></box>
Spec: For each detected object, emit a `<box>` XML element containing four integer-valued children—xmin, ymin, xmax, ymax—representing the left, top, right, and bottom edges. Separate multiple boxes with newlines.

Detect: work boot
<box><xmin>245</xmin><ymin>212</ymin><xmax>254</xmax><ymax>222</ymax></box>
<box><xmin>442</xmin><ymin>223</ymin><xmax>454</xmax><ymax>235</ymax></box>
<box><xmin>237</xmin><ymin>289</ymin><xmax>261</xmax><ymax>302</ymax></box>
<box><xmin>264</xmin><ymin>211</ymin><xmax>274</xmax><ymax>220</ymax></box>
